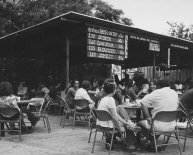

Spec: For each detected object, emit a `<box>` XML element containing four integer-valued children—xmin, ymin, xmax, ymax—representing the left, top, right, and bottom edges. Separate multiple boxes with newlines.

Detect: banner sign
<box><xmin>130</xmin><ymin>34</ymin><xmax>159</xmax><ymax>43</ymax></box>
<box><xmin>171</xmin><ymin>43</ymin><xmax>189</xmax><ymax>50</ymax></box>
<box><xmin>87</xmin><ymin>27</ymin><xmax>128</xmax><ymax>61</ymax></box>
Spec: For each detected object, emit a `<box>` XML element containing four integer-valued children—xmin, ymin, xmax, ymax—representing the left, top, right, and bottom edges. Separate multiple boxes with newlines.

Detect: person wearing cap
<box><xmin>138</xmin><ymin>79</ymin><xmax>178</xmax><ymax>141</ymax></box>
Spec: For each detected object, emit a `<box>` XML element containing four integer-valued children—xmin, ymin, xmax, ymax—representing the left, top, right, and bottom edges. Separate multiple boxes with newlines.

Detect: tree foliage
<box><xmin>167</xmin><ymin>21</ymin><xmax>193</xmax><ymax>41</ymax></box>
<box><xmin>0</xmin><ymin>0</ymin><xmax>133</xmax><ymax>37</ymax></box>
<box><xmin>90</xmin><ymin>0</ymin><xmax>133</xmax><ymax>25</ymax></box>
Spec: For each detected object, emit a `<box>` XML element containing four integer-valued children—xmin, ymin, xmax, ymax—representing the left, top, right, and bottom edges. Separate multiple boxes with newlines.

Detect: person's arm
<box><xmin>83</xmin><ymin>91</ymin><xmax>95</xmax><ymax>108</ymax></box>
<box><xmin>141</xmin><ymin>103</ymin><xmax>152</xmax><ymax>124</ymax></box>
<box><xmin>109</xmin><ymin>108</ymin><xmax>125</xmax><ymax>133</ymax></box>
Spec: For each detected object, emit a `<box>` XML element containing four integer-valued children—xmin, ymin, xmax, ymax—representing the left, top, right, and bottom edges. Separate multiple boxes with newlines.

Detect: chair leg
<box><xmin>153</xmin><ymin>131</ymin><xmax>158</xmax><ymax>155</ymax></box>
<box><xmin>175</xmin><ymin>132</ymin><xmax>182</xmax><ymax>155</ymax></box>
<box><xmin>88</xmin><ymin>114</ymin><xmax>91</xmax><ymax>130</ymax></box>
<box><xmin>42</xmin><ymin>117</ymin><xmax>46</xmax><ymax>128</ymax></box>
<box><xmin>91</xmin><ymin>129</ymin><xmax>97</xmax><ymax>153</ymax></box>
<box><xmin>62</xmin><ymin>112</ymin><xmax>68</xmax><ymax>128</ymax></box>
<box><xmin>46</xmin><ymin>117</ymin><xmax>51</xmax><ymax>133</ymax></box>
<box><xmin>183</xmin><ymin>128</ymin><xmax>188</xmax><ymax>152</ymax></box>
<box><xmin>0</xmin><ymin>122</ymin><xmax>1</xmax><ymax>140</ymax></box>
<box><xmin>88</xmin><ymin>125</ymin><xmax>93</xmax><ymax>143</ymax></box>
<box><xmin>109</xmin><ymin>130</ymin><xmax>115</xmax><ymax>155</ymax></box>
<box><xmin>19</xmin><ymin>120</ymin><xmax>22</xmax><ymax>141</ymax></box>
<box><xmin>73</xmin><ymin>112</ymin><xmax>76</xmax><ymax>130</ymax></box>
<box><xmin>60</xmin><ymin>114</ymin><xmax>64</xmax><ymax>126</ymax></box>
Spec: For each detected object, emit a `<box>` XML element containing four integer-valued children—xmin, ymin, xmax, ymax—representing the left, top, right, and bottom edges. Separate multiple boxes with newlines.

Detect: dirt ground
<box><xmin>0</xmin><ymin>115</ymin><xmax>193</xmax><ymax>155</ymax></box>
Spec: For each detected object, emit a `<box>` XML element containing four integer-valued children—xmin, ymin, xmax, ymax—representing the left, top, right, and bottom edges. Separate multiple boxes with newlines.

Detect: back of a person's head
<box><xmin>188</xmin><ymin>80</ymin><xmax>193</xmax><ymax>90</ymax></box>
<box><xmin>81</xmin><ymin>80</ymin><xmax>90</xmax><ymax>90</ymax></box>
<box><xmin>175</xmin><ymin>80</ymin><xmax>180</xmax><ymax>84</ymax></box>
<box><xmin>36</xmin><ymin>91</ymin><xmax>45</xmax><ymax>98</ymax></box>
<box><xmin>125</xmin><ymin>79</ymin><xmax>134</xmax><ymax>88</ymax></box>
<box><xmin>0</xmin><ymin>81</ymin><xmax>13</xmax><ymax>97</ymax></box>
<box><xmin>157</xmin><ymin>79</ymin><xmax>169</xmax><ymax>88</ymax></box>
<box><xmin>103</xmin><ymin>78</ymin><xmax>115</xmax><ymax>94</ymax></box>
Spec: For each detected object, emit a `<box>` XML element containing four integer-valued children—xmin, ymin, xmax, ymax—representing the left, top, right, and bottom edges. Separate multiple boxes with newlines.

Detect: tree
<box><xmin>167</xmin><ymin>21</ymin><xmax>193</xmax><ymax>41</ymax></box>
<box><xmin>0</xmin><ymin>1</ymin><xmax>21</xmax><ymax>36</ymax></box>
<box><xmin>90</xmin><ymin>0</ymin><xmax>133</xmax><ymax>26</ymax></box>
<box><xmin>0</xmin><ymin>0</ymin><xmax>133</xmax><ymax>37</ymax></box>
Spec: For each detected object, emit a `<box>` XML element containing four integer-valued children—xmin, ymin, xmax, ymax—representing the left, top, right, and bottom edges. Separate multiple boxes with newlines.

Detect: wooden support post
<box><xmin>66</xmin><ymin>36</ymin><xmax>70</xmax><ymax>89</ymax></box>
<box><xmin>153</xmin><ymin>52</ymin><xmax>156</xmax><ymax>79</ymax></box>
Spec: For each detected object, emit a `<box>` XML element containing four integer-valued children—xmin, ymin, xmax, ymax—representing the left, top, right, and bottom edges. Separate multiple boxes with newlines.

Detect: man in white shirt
<box><xmin>139</xmin><ymin>79</ymin><xmax>179</xmax><ymax>133</ymax></box>
<box><xmin>74</xmin><ymin>80</ymin><xmax>94</xmax><ymax>112</ymax></box>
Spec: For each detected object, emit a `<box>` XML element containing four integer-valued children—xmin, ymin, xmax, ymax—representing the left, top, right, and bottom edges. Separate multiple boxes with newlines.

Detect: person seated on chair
<box><xmin>0</xmin><ymin>81</ymin><xmax>40</xmax><ymax>132</ymax></box>
<box><xmin>97</xmin><ymin>78</ymin><xmax>141</xmax><ymax>150</ymax></box>
<box><xmin>38</xmin><ymin>82</ymin><xmax>50</xmax><ymax>94</ymax></box>
<box><xmin>180</xmin><ymin>88</ymin><xmax>193</xmax><ymax>116</ymax></box>
<box><xmin>65</xmin><ymin>80</ymin><xmax>79</xmax><ymax>108</ymax></box>
<box><xmin>125</xmin><ymin>79</ymin><xmax>140</xmax><ymax>102</ymax></box>
<box><xmin>138</xmin><ymin>79</ymin><xmax>179</xmax><ymax>146</ymax></box>
<box><xmin>17</xmin><ymin>81</ymin><xmax>28</xmax><ymax>99</ymax></box>
<box><xmin>74</xmin><ymin>80</ymin><xmax>95</xmax><ymax>112</ymax></box>
<box><xmin>27</xmin><ymin>91</ymin><xmax>45</xmax><ymax>112</ymax></box>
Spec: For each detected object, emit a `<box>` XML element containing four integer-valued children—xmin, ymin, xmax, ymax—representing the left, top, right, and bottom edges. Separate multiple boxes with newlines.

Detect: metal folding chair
<box><xmin>177</xmin><ymin>102</ymin><xmax>193</xmax><ymax>152</ymax></box>
<box><xmin>148</xmin><ymin>110</ymin><xmax>181</xmax><ymax>155</ymax></box>
<box><xmin>0</xmin><ymin>107</ymin><xmax>22</xmax><ymax>141</ymax></box>
<box><xmin>47</xmin><ymin>95</ymin><xmax>61</xmax><ymax>115</ymax></box>
<box><xmin>58</xmin><ymin>96</ymin><xmax>75</xmax><ymax>127</ymax></box>
<box><xmin>91</xmin><ymin>109</ymin><xmax>125</xmax><ymax>155</ymax></box>
<box><xmin>32</xmin><ymin>94</ymin><xmax>51</xmax><ymax>133</ymax></box>
<box><xmin>72</xmin><ymin>99</ymin><xmax>91</xmax><ymax>130</ymax></box>
<box><xmin>88</xmin><ymin>108</ymin><xmax>97</xmax><ymax>143</ymax></box>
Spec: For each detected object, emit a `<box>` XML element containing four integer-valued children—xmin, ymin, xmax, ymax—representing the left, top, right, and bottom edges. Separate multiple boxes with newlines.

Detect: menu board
<box><xmin>87</xmin><ymin>27</ymin><xmax>128</xmax><ymax>61</ymax></box>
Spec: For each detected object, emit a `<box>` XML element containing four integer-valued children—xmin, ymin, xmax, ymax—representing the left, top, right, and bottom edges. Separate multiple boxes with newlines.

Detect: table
<box><xmin>17</xmin><ymin>100</ymin><xmax>36</xmax><ymax>108</ymax></box>
<box><xmin>17</xmin><ymin>100</ymin><xmax>36</xmax><ymax>104</ymax></box>
<box><xmin>123</xmin><ymin>104</ymin><xmax>153</xmax><ymax>150</ymax></box>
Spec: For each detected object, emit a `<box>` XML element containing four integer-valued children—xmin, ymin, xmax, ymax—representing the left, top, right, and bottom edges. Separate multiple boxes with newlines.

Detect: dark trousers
<box><xmin>76</xmin><ymin>106</ymin><xmax>90</xmax><ymax>113</ymax></box>
<box><xmin>21</xmin><ymin>108</ymin><xmax>37</xmax><ymax>124</ymax></box>
<box><xmin>1</xmin><ymin>123</ymin><xmax>4</xmax><ymax>136</ymax></box>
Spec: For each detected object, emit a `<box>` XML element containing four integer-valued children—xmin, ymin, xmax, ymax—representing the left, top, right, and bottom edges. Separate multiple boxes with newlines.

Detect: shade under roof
<box><xmin>0</xmin><ymin>11</ymin><xmax>192</xmax><ymax>68</ymax></box>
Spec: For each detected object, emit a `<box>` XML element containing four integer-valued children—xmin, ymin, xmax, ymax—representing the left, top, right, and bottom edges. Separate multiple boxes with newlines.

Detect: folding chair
<box><xmin>91</xmin><ymin>109</ymin><xmax>125</xmax><ymax>155</ymax></box>
<box><xmin>88</xmin><ymin>108</ymin><xmax>97</xmax><ymax>143</ymax></box>
<box><xmin>72</xmin><ymin>99</ymin><xmax>91</xmax><ymax>130</ymax></box>
<box><xmin>148</xmin><ymin>110</ymin><xmax>181</xmax><ymax>155</ymax></box>
<box><xmin>0</xmin><ymin>107</ymin><xmax>22</xmax><ymax>141</ymax></box>
<box><xmin>55</xmin><ymin>95</ymin><xmax>66</xmax><ymax>116</ymax></box>
<box><xmin>32</xmin><ymin>94</ymin><xmax>51</xmax><ymax>133</ymax></box>
<box><xmin>177</xmin><ymin>102</ymin><xmax>193</xmax><ymax>152</ymax></box>
<box><xmin>47</xmin><ymin>95</ymin><xmax>61</xmax><ymax>115</ymax></box>
<box><xmin>58</xmin><ymin>96</ymin><xmax>75</xmax><ymax>127</ymax></box>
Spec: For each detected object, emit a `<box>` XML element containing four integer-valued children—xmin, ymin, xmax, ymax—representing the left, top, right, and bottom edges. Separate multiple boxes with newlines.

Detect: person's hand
<box><xmin>119</xmin><ymin>127</ymin><xmax>125</xmax><ymax>133</ymax></box>
<box><xmin>147</xmin><ymin>117</ymin><xmax>152</xmax><ymax>125</ymax></box>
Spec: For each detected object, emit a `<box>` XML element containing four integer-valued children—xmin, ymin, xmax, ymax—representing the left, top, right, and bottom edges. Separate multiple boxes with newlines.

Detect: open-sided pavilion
<box><xmin>0</xmin><ymin>11</ymin><xmax>193</xmax><ymax>84</ymax></box>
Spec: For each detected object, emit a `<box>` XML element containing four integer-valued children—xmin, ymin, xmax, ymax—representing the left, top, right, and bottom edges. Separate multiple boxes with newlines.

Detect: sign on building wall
<box><xmin>130</xmin><ymin>34</ymin><xmax>160</xmax><ymax>52</ymax></box>
<box><xmin>87</xmin><ymin>27</ymin><xmax>128</xmax><ymax>61</ymax></box>
<box><xmin>149</xmin><ymin>42</ymin><xmax>160</xmax><ymax>52</ymax></box>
